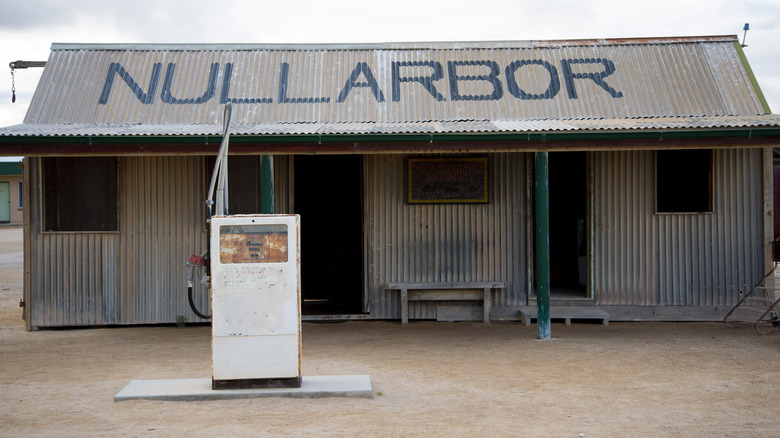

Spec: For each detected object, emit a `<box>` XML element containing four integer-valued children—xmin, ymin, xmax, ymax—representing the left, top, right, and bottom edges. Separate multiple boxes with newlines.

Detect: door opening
<box><xmin>294</xmin><ymin>155</ymin><xmax>365</xmax><ymax>314</ymax></box>
<box><xmin>548</xmin><ymin>152</ymin><xmax>588</xmax><ymax>299</ymax></box>
<box><xmin>0</xmin><ymin>182</ymin><xmax>10</xmax><ymax>223</ymax></box>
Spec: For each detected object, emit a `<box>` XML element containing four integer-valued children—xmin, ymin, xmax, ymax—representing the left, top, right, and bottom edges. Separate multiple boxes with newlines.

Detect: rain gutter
<box><xmin>1</xmin><ymin>128</ymin><xmax>779</xmax><ymax>155</ymax></box>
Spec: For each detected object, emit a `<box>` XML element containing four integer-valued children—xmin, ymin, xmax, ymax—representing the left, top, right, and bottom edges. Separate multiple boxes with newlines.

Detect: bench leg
<box><xmin>401</xmin><ymin>288</ymin><xmax>409</xmax><ymax>324</ymax></box>
<box><xmin>483</xmin><ymin>288</ymin><xmax>491</xmax><ymax>323</ymax></box>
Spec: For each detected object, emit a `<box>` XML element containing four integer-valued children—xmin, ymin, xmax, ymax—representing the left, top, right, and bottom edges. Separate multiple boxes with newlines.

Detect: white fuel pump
<box><xmin>209</xmin><ymin>214</ymin><xmax>302</xmax><ymax>389</ymax></box>
<box><xmin>188</xmin><ymin>104</ymin><xmax>302</xmax><ymax>390</ymax></box>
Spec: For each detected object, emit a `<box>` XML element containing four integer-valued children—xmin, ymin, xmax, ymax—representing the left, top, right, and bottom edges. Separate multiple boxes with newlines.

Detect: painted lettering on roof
<box><xmin>98</xmin><ymin>58</ymin><xmax>623</xmax><ymax>106</ymax></box>
<box><xmin>22</xmin><ymin>38</ymin><xmax>765</xmax><ymax>125</ymax></box>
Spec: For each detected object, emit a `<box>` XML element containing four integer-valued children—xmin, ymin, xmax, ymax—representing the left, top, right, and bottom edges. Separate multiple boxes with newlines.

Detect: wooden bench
<box><xmin>386</xmin><ymin>282</ymin><xmax>506</xmax><ymax>324</ymax></box>
<box><xmin>518</xmin><ymin>306</ymin><xmax>610</xmax><ymax>326</ymax></box>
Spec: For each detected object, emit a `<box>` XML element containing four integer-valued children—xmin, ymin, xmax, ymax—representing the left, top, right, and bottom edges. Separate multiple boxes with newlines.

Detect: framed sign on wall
<box><xmin>406</xmin><ymin>156</ymin><xmax>489</xmax><ymax>204</ymax></box>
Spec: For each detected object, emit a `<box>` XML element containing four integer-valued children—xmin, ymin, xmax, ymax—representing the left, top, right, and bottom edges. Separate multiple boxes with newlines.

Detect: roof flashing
<box><xmin>49</xmin><ymin>35</ymin><xmax>740</xmax><ymax>52</ymax></box>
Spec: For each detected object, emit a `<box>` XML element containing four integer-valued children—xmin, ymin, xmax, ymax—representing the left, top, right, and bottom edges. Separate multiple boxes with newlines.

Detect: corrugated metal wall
<box><xmin>26</xmin><ymin>149</ymin><xmax>766</xmax><ymax>326</ymax></box>
<box><xmin>591</xmin><ymin>148</ymin><xmax>764</xmax><ymax>306</ymax></box>
<box><xmin>365</xmin><ymin>153</ymin><xmax>528</xmax><ymax>319</ymax></box>
<box><xmin>28</xmin><ymin>157</ymin><xmax>120</xmax><ymax>327</ymax></box>
<box><xmin>30</xmin><ymin>231</ymin><xmax>119</xmax><ymax>326</ymax></box>
<box><xmin>28</xmin><ymin>154</ymin><xmax>294</xmax><ymax>327</ymax></box>
<box><xmin>28</xmin><ymin>156</ymin><xmax>209</xmax><ymax>327</ymax></box>
<box><xmin>118</xmin><ymin>156</ymin><xmax>208</xmax><ymax>323</ymax></box>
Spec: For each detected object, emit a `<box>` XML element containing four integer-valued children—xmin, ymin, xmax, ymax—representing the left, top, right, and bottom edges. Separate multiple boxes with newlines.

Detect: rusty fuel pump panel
<box><xmin>219</xmin><ymin>224</ymin><xmax>288</xmax><ymax>264</ymax></box>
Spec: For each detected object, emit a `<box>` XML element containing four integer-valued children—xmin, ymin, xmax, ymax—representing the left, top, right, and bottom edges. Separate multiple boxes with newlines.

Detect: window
<box><xmin>17</xmin><ymin>181</ymin><xmax>22</xmax><ymax>209</ymax></box>
<box><xmin>43</xmin><ymin>157</ymin><xmax>118</xmax><ymax>231</ymax></box>
<box><xmin>656</xmin><ymin>149</ymin><xmax>713</xmax><ymax>213</ymax></box>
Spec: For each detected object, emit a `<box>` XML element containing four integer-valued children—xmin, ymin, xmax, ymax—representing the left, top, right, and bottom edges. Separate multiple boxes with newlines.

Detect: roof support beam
<box><xmin>260</xmin><ymin>155</ymin><xmax>274</xmax><ymax>214</ymax></box>
<box><xmin>534</xmin><ymin>152</ymin><xmax>551</xmax><ymax>339</ymax></box>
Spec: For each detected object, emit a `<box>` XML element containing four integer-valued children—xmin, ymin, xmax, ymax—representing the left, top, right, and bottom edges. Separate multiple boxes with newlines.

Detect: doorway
<box><xmin>548</xmin><ymin>152</ymin><xmax>588</xmax><ymax>298</ymax></box>
<box><xmin>294</xmin><ymin>155</ymin><xmax>365</xmax><ymax>314</ymax></box>
<box><xmin>0</xmin><ymin>182</ymin><xmax>9</xmax><ymax>223</ymax></box>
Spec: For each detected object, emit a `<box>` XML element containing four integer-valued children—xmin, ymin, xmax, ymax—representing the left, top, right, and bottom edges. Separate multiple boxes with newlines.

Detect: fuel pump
<box><xmin>210</xmin><ymin>214</ymin><xmax>302</xmax><ymax>389</ymax></box>
<box><xmin>186</xmin><ymin>103</ymin><xmax>302</xmax><ymax>389</ymax></box>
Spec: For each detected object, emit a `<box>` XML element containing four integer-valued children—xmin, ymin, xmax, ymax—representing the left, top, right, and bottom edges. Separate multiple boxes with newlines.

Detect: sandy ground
<box><xmin>1</xmin><ymin>226</ymin><xmax>779</xmax><ymax>437</ymax></box>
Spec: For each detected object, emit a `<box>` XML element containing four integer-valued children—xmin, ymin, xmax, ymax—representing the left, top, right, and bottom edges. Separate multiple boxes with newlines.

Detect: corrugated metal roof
<box><xmin>4</xmin><ymin>35</ymin><xmax>780</xmax><ymax>138</ymax></box>
<box><xmin>2</xmin><ymin>115</ymin><xmax>780</xmax><ymax>137</ymax></box>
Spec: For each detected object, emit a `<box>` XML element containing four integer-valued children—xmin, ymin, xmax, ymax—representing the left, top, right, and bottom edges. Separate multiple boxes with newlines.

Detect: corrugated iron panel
<box><xmin>366</xmin><ymin>153</ymin><xmax>527</xmax><ymax>319</ymax></box>
<box><xmin>119</xmin><ymin>156</ymin><xmax>208</xmax><ymax>323</ymax></box>
<box><xmin>591</xmin><ymin>148</ymin><xmax>764</xmax><ymax>306</ymax></box>
<box><xmin>27</xmin><ymin>157</ymin><xmax>120</xmax><ymax>327</ymax></box>
<box><xmin>30</xmin><ymin>232</ymin><xmax>119</xmax><ymax>326</ymax></box>
<box><xmin>27</xmin><ymin>155</ymin><xmax>290</xmax><ymax>327</ymax></box>
<box><xmin>20</xmin><ymin>37</ymin><xmax>766</xmax><ymax>131</ymax></box>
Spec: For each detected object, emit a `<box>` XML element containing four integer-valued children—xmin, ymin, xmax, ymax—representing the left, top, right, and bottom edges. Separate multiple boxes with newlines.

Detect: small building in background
<box><xmin>0</xmin><ymin>161</ymin><xmax>23</xmax><ymax>225</ymax></box>
<box><xmin>1</xmin><ymin>35</ymin><xmax>780</xmax><ymax>329</ymax></box>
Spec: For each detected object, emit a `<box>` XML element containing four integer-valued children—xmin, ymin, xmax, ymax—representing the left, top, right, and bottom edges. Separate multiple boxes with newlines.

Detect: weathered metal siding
<box><xmin>30</xmin><ymin>232</ymin><xmax>119</xmax><ymax>326</ymax></box>
<box><xmin>119</xmin><ymin>156</ymin><xmax>208</xmax><ymax>323</ymax></box>
<box><xmin>366</xmin><ymin>153</ymin><xmax>527</xmax><ymax>319</ymax></box>
<box><xmin>28</xmin><ymin>156</ymin><xmax>209</xmax><ymax>327</ymax></box>
<box><xmin>25</xmin><ymin>149</ymin><xmax>768</xmax><ymax>326</ymax></box>
<box><xmin>28</xmin><ymin>157</ymin><xmax>119</xmax><ymax>327</ymax></box>
<box><xmin>591</xmin><ymin>149</ymin><xmax>764</xmax><ymax>306</ymax></box>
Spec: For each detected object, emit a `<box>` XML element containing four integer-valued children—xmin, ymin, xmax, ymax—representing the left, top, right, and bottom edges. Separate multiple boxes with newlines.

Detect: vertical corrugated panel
<box><xmin>31</xmin><ymin>232</ymin><xmax>119</xmax><ymax>327</ymax></box>
<box><xmin>592</xmin><ymin>149</ymin><xmax>763</xmax><ymax>306</ymax></box>
<box><xmin>27</xmin><ymin>154</ymin><xmax>289</xmax><ymax>327</ymax></box>
<box><xmin>366</xmin><ymin>153</ymin><xmax>526</xmax><ymax>320</ymax></box>
<box><xmin>27</xmin><ymin>158</ymin><xmax>119</xmax><ymax>327</ymax></box>
<box><xmin>119</xmin><ymin>156</ymin><xmax>208</xmax><ymax>324</ymax></box>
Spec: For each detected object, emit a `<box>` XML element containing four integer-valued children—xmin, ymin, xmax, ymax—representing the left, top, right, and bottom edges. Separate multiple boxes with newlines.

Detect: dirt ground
<box><xmin>1</xmin><ymin>226</ymin><xmax>779</xmax><ymax>437</ymax></box>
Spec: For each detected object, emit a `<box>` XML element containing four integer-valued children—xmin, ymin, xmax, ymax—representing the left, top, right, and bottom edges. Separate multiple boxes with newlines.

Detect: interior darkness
<box><xmin>548</xmin><ymin>152</ymin><xmax>587</xmax><ymax>295</ymax></box>
<box><xmin>205</xmin><ymin>156</ymin><xmax>262</xmax><ymax>214</ymax></box>
<box><xmin>656</xmin><ymin>149</ymin><xmax>712</xmax><ymax>213</ymax></box>
<box><xmin>773</xmin><ymin>160</ymin><xmax>780</xmax><ymax>261</ymax></box>
<box><xmin>43</xmin><ymin>157</ymin><xmax>118</xmax><ymax>231</ymax></box>
<box><xmin>294</xmin><ymin>155</ymin><xmax>365</xmax><ymax>314</ymax></box>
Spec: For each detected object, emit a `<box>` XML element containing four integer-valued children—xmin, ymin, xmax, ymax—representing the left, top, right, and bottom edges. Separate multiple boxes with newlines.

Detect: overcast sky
<box><xmin>0</xmin><ymin>0</ymin><xmax>778</xmax><ymax>134</ymax></box>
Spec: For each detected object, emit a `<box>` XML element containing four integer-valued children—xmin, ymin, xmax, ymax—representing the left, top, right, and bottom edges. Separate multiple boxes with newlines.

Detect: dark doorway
<box><xmin>548</xmin><ymin>152</ymin><xmax>588</xmax><ymax>298</ymax></box>
<box><xmin>294</xmin><ymin>155</ymin><xmax>365</xmax><ymax>314</ymax></box>
<box><xmin>774</xmin><ymin>158</ymin><xmax>780</xmax><ymax>260</ymax></box>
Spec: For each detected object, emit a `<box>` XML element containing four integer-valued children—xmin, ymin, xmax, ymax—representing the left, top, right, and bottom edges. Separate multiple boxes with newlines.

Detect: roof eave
<box><xmin>1</xmin><ymin>127</ymin><xmax>779</xmax><ymax>156</ymax></box>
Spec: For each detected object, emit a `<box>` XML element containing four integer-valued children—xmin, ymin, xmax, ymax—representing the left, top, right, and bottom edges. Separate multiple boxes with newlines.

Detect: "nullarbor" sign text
<box><xmin>98</xmin><ymin>58</ymin><xmax>624</xmax><ymax>106</ymax></box>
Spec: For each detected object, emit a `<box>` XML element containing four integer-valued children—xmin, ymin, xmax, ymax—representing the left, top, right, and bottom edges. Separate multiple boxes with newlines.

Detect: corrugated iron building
<box><xmin>2</xmin><ymin>36</ymin><xmax>780</xmax><ymax>329</ymax></box>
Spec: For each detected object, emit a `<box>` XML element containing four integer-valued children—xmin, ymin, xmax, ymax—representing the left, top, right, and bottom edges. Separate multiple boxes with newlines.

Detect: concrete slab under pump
<box><xmin>114</xmin><ymin>375</ymin><xmax>373</xmax><ymax>402</ymax></box>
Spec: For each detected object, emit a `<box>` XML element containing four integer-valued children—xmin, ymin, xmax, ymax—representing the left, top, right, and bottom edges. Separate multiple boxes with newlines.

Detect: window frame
<box><xmin>41</xmin><ymin>157</ymin><xmax>119</xmax><ymax>233</ymax></box>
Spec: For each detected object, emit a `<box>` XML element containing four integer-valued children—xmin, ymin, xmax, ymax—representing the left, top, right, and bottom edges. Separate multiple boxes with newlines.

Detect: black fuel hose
<box><xmin>188</xmin><ymin>286</ymin><xmax>212</xmax><ymax>319</ymax></box>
